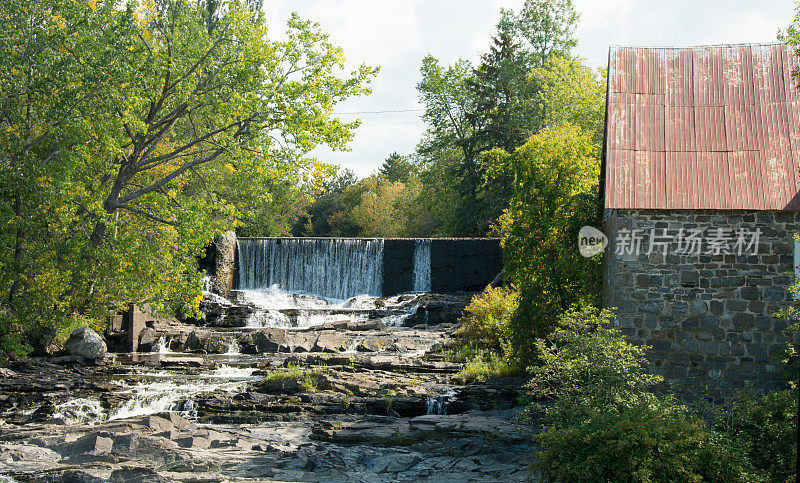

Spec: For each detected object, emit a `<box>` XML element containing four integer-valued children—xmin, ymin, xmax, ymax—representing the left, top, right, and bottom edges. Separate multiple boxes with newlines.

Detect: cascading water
<box><xmin>237</xmin><ymin>238</ymin><xmax>384</xmax><ymax>299</ymax></box>
<box><xmin>224</xmin><ymin>336</ymin><xmax>240</xmax><ymax>354</ymax></box>
<box><xmin>412</xmin><ymin>239</ymin><xmax>431</xmax><ymax>293</ymax></box>
<box><xmin>426</xmin><ymin>388</ymin><xmax>457</xmax><ymax>415</ymax></box>
<box><xmin>52</xmin><ymin>365</ymin><xmax>258</xmax><ymax>424</ymax></box>
<box><xmin>152</xmin><ymin>335</ymin><xmax>173</xmax><ymax>354</ymax></box>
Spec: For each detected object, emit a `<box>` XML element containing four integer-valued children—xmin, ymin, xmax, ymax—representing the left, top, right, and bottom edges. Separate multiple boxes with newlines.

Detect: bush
<box><xmin>455</xmin><ymin>285</ymin><xmax>518</xmax><ymax>353</ymax></box>
<box><xmin>528</xmin><ymin>306</ymin><xmax>660</xmax><ymax>405</ymax></box>
<box><xmin>535</xmin><ymin>397</ymin><xmax>755</xmax><ymax>482</ymax></box>
<box><xmin>718</xmin><ymin>389</ymin><xmax>797</xmax><ymax>482</ymax></box>
<box><xmin>452</xmin><ymin>351</ymin><xmax>514</xmax><ymax>384</ymax></box>
<box><xmin>529</xmin><ymin>306</ymin><xmax>756</xmax><ymax>482</ymax></box>
<box><xmin>0</xmin><ymin>308</ymin><xmax>30</xmax><ymax>360</ymax></box>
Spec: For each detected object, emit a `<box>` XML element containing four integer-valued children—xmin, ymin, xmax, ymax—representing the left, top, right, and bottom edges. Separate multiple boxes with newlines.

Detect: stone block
<box><xmin>699</xmin><ymin>316</ymin><xmax>719</xmax><ymax>328</ymax></box>
<box><xmin>176</xmin><ymin>436</ymin><xmax>210</xmax><ymax>449</ymax></box>
<box><xmin>763</xmin><ymin>287</ymin><xmax>787</xmax><ymax>301</ymax></box>
<box><xmin>739</xmin><ymin>287</ymin><xmax>759</xmax><ymax>300</ymax></box>
<box><xmin>725</xmin><ymin>300</ymin><xmax>748</xmax><ymax>312</ymax></box>
<box><xmin>649</xmin><ymin>339</ymin><xmax>672</xmax><ymax>352</ymax></box>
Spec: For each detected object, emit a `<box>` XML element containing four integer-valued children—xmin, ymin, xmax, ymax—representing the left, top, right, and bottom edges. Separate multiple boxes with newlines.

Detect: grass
<box><xmin>263</xmin><ymin>362</ymin><xmax>318</xmax><ymax>392</ymax></box>
<box><xmin>300</xmin><ymin>372</ymin><xmax>317</xmax><ymax>392</ymax></box>
<box><xmin>452</xmin><ymin>351</ymin><xmax>516</xmax><ymax>384</ymax></box>
<box><xmin>263</xmin><ymin>362</ymin><xmax>306</xmax><ymax>383</ymax></box>
<box><xmin>433</xmin><ymin>343</ymin><xmax>485</xmax><ymax>363</ymax></box>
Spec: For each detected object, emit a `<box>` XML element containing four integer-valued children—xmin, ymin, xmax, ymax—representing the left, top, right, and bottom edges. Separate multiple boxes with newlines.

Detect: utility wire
<box><xmin>333</xmin><ymin>108</ymin><xmax>424</xmax><ymax>115</ymax></box>
<box><xmin>363</xmin><ymin>121</ymin><xmax>425</xmax><ymax>126</ymax></box>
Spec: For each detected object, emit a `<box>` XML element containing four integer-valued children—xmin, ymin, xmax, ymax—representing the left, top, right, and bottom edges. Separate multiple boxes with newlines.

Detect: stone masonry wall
<box><xmin>602</xmin><ymin>209</ymin><xmax>798</xmax><ymax>397</ymax></box>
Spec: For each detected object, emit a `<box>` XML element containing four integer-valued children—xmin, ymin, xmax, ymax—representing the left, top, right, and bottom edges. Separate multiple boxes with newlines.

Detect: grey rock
<box><xmin>313</xmin><ymin>332</ymin><xmax>346</xmax><ymax>353</ymax></box>
<box><xmin>109</xmin><ymin>467</ymin><xmax>170</xmax><ymax>482</ymax></box>
<box><xmin>64</xmin><ymin>327</ymin><xmax>107</xmax><ymax>360</ymax></box>
<box><xmin>138</xmin><ymin>327</ymin><xmax>159</xmax><ymax>352</ymax></box>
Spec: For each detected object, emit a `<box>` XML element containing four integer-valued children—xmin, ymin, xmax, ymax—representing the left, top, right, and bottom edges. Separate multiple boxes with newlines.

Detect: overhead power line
<box><xmin>333</xmin><ymin>108</ymin><xmax>424</xmax><ymax>115</ymax></box>
<box><xmin>364</xmin><ymin>121</ymin><xmax>425</xmax><ymax>126</ymax></box>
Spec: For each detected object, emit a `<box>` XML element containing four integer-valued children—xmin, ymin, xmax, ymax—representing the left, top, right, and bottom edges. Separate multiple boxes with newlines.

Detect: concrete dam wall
<box><xmin>228</xmin><ymin>237</ymin><xmax>502</xmax><ymax>298</ymax></box>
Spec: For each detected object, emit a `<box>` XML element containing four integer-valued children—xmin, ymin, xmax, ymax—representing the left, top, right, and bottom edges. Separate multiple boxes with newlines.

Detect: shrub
<box><xmin>452</xmin><ymin>351</ymin><xmax>514</xmax><ymax>384</ymax></box>
<box><xmin>0</xmin><ymin>308</ymin><xmax>30</xmax><ymax>360</ymax></box>
<box><xmin>529</xmin><ymin>306</ymin><xmax>756</xmax><ymax>482</ymax></box>
<box><xmin>534</xmin><ymin>396</ymin><xmax>755</xmax><ymax>482</ymax></box>
<box><xmin>718</xmin><ymin>389</ymin><xmax>797</xmax><ymax>482</ymax></box>
<box><xmin>528</xmin><ymin>306</ymin><xmax>661</xmax><ymax>405</ymax></box>
<box><xmin>455</xmin><ymin>285</ymin><xmax>518</xmax><ymax>353</ymax></box>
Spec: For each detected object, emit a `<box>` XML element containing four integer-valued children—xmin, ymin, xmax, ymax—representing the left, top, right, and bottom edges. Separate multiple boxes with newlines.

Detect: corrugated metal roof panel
<box><xmin>604</xmin><ymin>43</ymin><xmax>800</xmax><ymax>210</ymax></box>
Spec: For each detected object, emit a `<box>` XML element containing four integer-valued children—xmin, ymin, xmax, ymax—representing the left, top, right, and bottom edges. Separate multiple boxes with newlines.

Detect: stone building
<box><xmin>600</xmin><ymin>43</ymin><xmax>800</xmax><ymax>395</ymax></box>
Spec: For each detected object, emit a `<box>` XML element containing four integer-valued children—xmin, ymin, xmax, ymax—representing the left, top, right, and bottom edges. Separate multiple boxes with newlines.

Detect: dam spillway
<box><xmin>236</xmin><ymin>238</ymin><xmax>384</xmax><ymax>299</ymax></box>
<box><xmin>232</xmin><ymin>237</ymin><xmax>502</xmax><ymax>299</ymax></box>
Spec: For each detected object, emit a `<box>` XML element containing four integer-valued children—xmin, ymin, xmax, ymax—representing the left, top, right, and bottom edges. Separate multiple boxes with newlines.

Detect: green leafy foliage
<box><xmin>0</xmin><ymin>0</ymin><xmax>376</xmax><ymax>358</ymax></box>
<box><xmin>534</xmin><ymin>398</ymin><xmax>756</xmax><ymax>482</ymax></box>
<box><xmin>411</xmin><ymin>5</ymin><xmax>602</xmax><ymax>241</ymax></box>
<box><xmin>379</xmin><ymin>152</ymin><xmax>414</xmax><ymax>183</ymax></box>
<box><xmin>500</xmin><ymin>0</ymin><xmax>579</xmax><ymax>68</ymax></box>
<box><xmin>529</xmin><ymin>307</ymin><xmax>757</xmax><ymax>482</ymax></box>
<box><xmin>715</xmin><ymin>389</ymin><xmax>798</xmax><ymax>482</ymax></box>
<box><xmin>528</xmin><ymin>306</ymin><xmax>661</xmax><ymax>404</ymax></box>
<box><xmin>455</xmin><ymin>285</ymin><xmax>518</xmax><ymax>352</ymax></box>
<box><xmin>452</xmin><ymin>351</ymin><xmax>515</xmax><ymax>385</ymax></box>
<box><xmin>349</xmin><ymin>174</ymin><xmax>425</xmax><ymax>237</ymax></box>
<box><xmin>493</xmin><ymin>123</ymin><xmax>602</xmax><ymax>360</ymax></box>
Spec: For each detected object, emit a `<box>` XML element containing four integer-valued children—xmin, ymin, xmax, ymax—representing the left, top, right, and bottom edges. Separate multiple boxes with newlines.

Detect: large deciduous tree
<box><xmin>500</xmin><ymin>0</ymin><xmax>579</xmax><ymax>68</ymax></box>
<box><xmin>490</xmin><ymin>123</ymin><xmax>601</xmax><ymax>362</ymax></box>
<box><xmin>0</xmin><ymin>0</ymin><xmax>376</xmax><ymax>355</ymax></box>
<box><xmin>414</xmin><ymin>0</ymin><xmax>583</xmax><ymax>237</ymax></box>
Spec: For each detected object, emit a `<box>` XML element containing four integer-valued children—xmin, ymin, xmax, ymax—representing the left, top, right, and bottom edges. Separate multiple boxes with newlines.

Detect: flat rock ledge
<box><xmin>0</xmin><ymin>409</ymin><xmax>535</xmax><ymax>482</ymax></box>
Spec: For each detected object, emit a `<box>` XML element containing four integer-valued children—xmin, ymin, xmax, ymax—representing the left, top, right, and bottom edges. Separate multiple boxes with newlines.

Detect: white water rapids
<box><xmin>52</xmin><ymin>365</ymin><xmax>258</xmax><ymax>425</ymax></box>
<box><xmin>231</xmin><ymin>285</ymin><xmax>425</xmax><ymax>329</ymax></box>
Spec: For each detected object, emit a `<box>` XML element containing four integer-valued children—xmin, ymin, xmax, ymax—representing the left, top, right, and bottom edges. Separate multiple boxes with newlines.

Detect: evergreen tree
<box><xmin>379</xmin><ymin>152</ymin><xmax>413</xmax><ymax>183</ymax></box>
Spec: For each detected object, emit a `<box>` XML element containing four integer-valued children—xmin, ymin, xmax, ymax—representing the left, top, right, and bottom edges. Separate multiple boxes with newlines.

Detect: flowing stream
<box><xmin>53</xmin><ymin>364</ymin><xmax>259</xmax><ymax>425</ymax></box>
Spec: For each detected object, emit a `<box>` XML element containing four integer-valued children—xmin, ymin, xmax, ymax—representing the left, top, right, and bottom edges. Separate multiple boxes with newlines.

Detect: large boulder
<box><xmin>184</xmin><ymin>330</ymin><xmax>227</xmax><ymax>354</ymax></box>
<box><xmin>313</xmin><ymin>332</ymin><xmax>346</xmax><ymax>353</ymax></box>
<box><xmin>64</xmin><ymin>327</ymin><xmax>107</xmax><ymax>359</ymax></box>
<box><xmin>238</xmin><ymin>328</ymin><xmax>288</xmax><ymax>354</ymax></box>
<box><xmin>138</xmin><ymin>327</ymin><xmax>159</xmax><ymax>352</ymax></box>
<box><xmin>212</xmin><ymin>230</ymin><xmax>236</xmax><ymax>298</ymax></box>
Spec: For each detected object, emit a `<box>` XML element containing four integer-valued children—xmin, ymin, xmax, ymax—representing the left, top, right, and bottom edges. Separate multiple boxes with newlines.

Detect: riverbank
<box><xmin>0</xmin><ymin>292</ymin><xmax>535</xmax><ymax>482</ymax></box>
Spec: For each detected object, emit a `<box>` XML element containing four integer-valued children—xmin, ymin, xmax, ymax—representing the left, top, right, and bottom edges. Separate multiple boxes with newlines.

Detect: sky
<box><xmin>262</xmin><ymin>0</ymin><xmax>797</xmax><ymax>177</ymax></box>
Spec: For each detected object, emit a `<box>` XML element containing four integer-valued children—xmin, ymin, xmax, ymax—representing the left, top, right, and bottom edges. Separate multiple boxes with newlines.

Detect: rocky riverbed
<box><xmin>0</xmin><ymin>291</ymin><xmax>535</xmax><ymax>482</ymax></box>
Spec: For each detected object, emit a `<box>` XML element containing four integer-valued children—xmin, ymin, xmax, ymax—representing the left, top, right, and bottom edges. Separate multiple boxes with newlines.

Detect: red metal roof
<box><xmin>603</xmin><ymin>43</ymin><xmax>800</xmax><ymax>210</ymax></box>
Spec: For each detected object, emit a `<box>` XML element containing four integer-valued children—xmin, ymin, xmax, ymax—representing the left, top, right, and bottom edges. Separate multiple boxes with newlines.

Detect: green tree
<box><xmin>530</xmin><ymin>55</ymin><xmax>606</xmax><ymax>144</ymax></box>
<box><xmin>291</xmin><ymin>168</ymin><xmax>363</xmax><ymax>237</ymax></box>
<box><xmin>378</xmin><ymin>152</ymin><xmax>413</xmax><ymax>183</ymax></box>
<box><xmin>350</xmin><ymin>174</ymin><xmax>424</xmax><ymax>237</ymax></box>
<box><xmin>414</xmin><ymin>1</ymin><xmax>584</xmax><ymax>237</ymax></box>
<box><xmin>467</xmin><ymin>29</ymin><xmax>528</xmax><ymax>153</ymax></box>
<box><xmin>500</xmin><ymin>0</ymin><xmax>579</xmax><ymax>68</ymax></box>
<box><xmin>416</xmin><ymin>56</ymin><xmax>497</xmax><ymax>235</ymax></box>
<box><xmin>491</xmin><ymin>123</ymin><xmax>601</xmax><ymax>359</ymax></box>
<box><xmin>0</xmin><ymin>0</ymin><xmax>376</xmax><ymax>356</ymax></box>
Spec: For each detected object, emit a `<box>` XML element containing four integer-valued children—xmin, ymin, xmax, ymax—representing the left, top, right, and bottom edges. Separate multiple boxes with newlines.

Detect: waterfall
<box><xmin>425</xmin><ymin>388</ymin><xmax>457</xmax><ymax>415</ymax></box>
<box><xmin>152</xmin><ymin>336</ymin><xmax>173</xmax><ymax>354</ymax></box>
<box><xmin>236</xmin><ymin>238</ymin><xmax>384</xmax><ymax>299</ymax></box>
<box><xmin>412</xmin><ymin>239</ymin><xmax>431</xmax><ymax>293</ymax></box>
<box><xmin>224</xmin><ymin>336</ymin><xmax>240</xmax><ymax>355</ymax></box>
